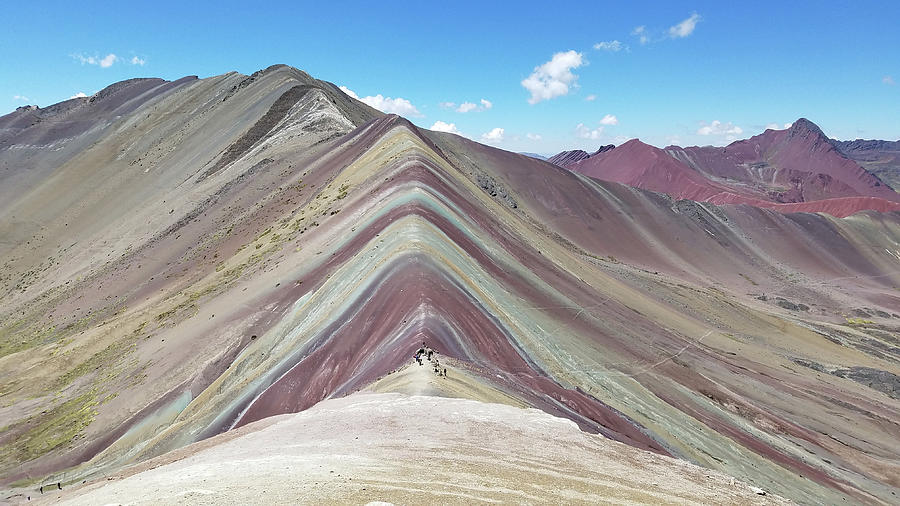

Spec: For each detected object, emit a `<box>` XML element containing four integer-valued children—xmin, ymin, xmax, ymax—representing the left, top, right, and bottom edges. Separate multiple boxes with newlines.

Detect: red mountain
<box><xmin>666</xmin><ymin>119</ymin><xmax>898</xmax><ymax>203</ymax></box>
<box><xmin>563</xmin><ymin>119</ymin><xmax>900</xmax><ymax>217</ymax></box>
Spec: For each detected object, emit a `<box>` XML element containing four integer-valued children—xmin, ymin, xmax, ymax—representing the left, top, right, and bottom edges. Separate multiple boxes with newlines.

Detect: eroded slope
<box><xmin>1</xmin><ymin>66</ymin><xmax>898</xmax><ymax>505</ymax></box>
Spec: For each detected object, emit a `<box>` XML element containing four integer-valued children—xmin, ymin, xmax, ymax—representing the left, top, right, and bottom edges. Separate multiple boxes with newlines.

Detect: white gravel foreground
<box><xmin>32</xmin><ymin>392</ymin><xmax>787</xmax><ymax>505</ymax></box>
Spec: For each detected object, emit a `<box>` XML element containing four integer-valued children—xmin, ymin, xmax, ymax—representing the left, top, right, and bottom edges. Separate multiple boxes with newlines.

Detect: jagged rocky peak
<box><xmin>788</xmin><ymin>117</ymin><xmax>826</xmax><ymax>138</ymax></box>
<box><xmin>591</xmin><ymin>144</ymin><xmax>615</xmax><ymax>156</ymax></box>
<box><xmin>547</xmin><ymin>145</ymin><xmax>616</xmax><ymax>167</ymax></box>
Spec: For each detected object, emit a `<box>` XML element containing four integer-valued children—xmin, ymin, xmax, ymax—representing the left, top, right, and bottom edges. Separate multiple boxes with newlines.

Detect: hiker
<box><xmin>57</xmin><ymin>482</ymin><xmax>61</xmax><ymax>490</ymax></box>
<box><xmin>443</xmin><ymin>367</ymin><xmax>447</xmax><ymax>377</ymax></box>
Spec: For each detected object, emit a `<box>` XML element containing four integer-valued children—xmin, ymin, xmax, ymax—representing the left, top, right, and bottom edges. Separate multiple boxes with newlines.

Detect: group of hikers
<box><xmin>24</xmin><ymin>481</ymin><xmax>61</xmax><ymax>500</ymax></box>
<box><xmin>414</xmin><ymin>341</ymin><xmax>447</xmax><ymax>377</ymax></box>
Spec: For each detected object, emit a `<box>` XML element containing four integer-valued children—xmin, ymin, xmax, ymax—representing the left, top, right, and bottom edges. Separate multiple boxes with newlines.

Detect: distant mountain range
<box><xmin>547</xmin><ymin>119</ymin><xmax>900</xmax><ymax>217</ymax></box>
<box><xmin>831</xmin><ymin>138</ymin><xmax>900</xmax><ymax>190</ymax></box>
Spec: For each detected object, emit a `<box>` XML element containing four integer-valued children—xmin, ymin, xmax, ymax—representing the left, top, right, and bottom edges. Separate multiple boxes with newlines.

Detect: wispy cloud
<box><xmin>576</xmin><ymin>123</ymin><xmax>604</xmax><ymax>140</ymax></box>
<box><xmin>697</xmin><ymin>120</ymin><xmax>743</xmax><ymax>141</ymax></box>
<box><xmin>521</xmin><ymin>50</ymin><xmax>584</xmax><ymax>104</ymax></box>
<box><xmin>72</xmin><ymin>52</ymin><xmax>147</xmax><ymax>68</ymax></box>
<box><xmin>632</xmin><ymin>14</ymin><xmax>701</xmax><ymax>46</ymax></box>
<box><xmin>69</xmin><ymin>92</ymin><xmax>88</xmax><ymax>99</ymax></box>
<box><xmin>669</xmin><ymin>13</ymin><xmax>701</xmax><ymax>38</ymax></box>
<box><xmin>481</xmin><ymin>127</ymin><xmax>504</xmax><ymax>143</ymax></box>
<box><xmin>73</xmin><ymin>53</ymin><xmax>119</xmax><ymax>68</ymax></box>
<box><xmin>585</xmin><ymin>94</ymin><xmax>597</xmax><ymax>102</ymax></box>
<box><xmin>576</xmin><ymin>115</ymin><xmax>618</xmax><ymax>139</ymax></box>
<box><xmin>526</xmin><ymin>133</ymin><xmax>542</xmax><ymax>141</ymax></box>
<box><xmin>632</xmin><ymin>26</ymin><xmax>649</xmax><ymax>45</ymax></box>
<box><xmin>593</xmin><ymin>40</ymin><xmax>625</xmax><ymax>52</ymax></box>
<box><xmin>453</xmin><ymin>98</ymin><xmax>492</xmax><ymax>113</ymax></box>
<box><xmin>340</xmin><ymin>86</ymin><xmax>423</xmax><ymax>117</ymax></box>
<box><xmin>884</xmin><ymin>75</ymin><xmax>896</xmax><ymax>86</ymax></box>
<box><xmin>599</xmin><ymin>114</ymin><xmax>618</xmax><ymax>126</ymax></box>
<box><xmin>13</xmin><ymin>94</ymin><xmax>30</xmax><ymax>101</ymax></box>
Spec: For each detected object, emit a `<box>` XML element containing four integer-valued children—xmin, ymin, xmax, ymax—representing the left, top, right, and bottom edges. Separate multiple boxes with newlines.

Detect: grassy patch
<box><xmin>0</xmin><ymin>388</ymin><xmax>100</xmax><ymax>464</ymax></box>
<box><xmin>335</xmin><ymin>182</ymin><xmax>350</xmax><ymax>200</ymax></box>
<box><xmin>52</xmin><ymin>322</ymin><xmax>145</xmax><ymax>391</ymax></box>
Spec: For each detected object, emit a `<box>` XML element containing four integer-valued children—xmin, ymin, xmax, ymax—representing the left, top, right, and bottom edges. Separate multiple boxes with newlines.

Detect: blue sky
<box><xmin>2</xmin><ymin>1</ymin><xmax>898</xmax><ymax>154</ymax></box>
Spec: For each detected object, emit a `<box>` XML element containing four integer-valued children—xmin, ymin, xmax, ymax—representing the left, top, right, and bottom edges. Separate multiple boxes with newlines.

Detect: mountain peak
<box><xmin>788</xmin><ymin>118</ymin><xmax>825</xmax><ymax>138</ymax></box>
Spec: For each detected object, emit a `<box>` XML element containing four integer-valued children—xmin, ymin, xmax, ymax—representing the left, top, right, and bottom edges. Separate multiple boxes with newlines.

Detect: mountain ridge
<box><xmin>548</xmin><ymin>118</ymin><xmax>900</xmax><ymax>217</ymax></box>
<box><xmin>1</xmin><ymin>66</ymin><xmax>898</xmax><ymax>505</ymax></box>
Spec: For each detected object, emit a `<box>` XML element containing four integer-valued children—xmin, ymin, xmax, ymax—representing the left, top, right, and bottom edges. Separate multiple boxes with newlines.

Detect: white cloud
<box><xmin>521</xmin><ymin>50</ymin><xmax>584</xmax><ymax>104</ymax></box>
<box><xmin>576</xmin><ymin>123</ymin><xmax>604</xmax><ymax>140</ymax></box>
<box><xmin>697</xmin><ymin>120</ymin><xmax>743</xmax><ymax>137</ymax></box>
<box><xmin>884</xmin><ymin>75</ymin><xmax>896</xmax><ymax>86</ymax></box>
<box><xmin>130</xmin><ymin>56</ymin><xmax>146</xmax><ymax>66</ymax></box>
<box><xmin>362</xmin><ymin>95</ymin><xmax>422</xmax><ymax>116</ymax></box>
<box><xmin>593</xmin><ymin>40</ymin><xmax>624</xmax><ymax>52</ymax></box>
<box><xmin>68</xmin><ymin>92</ymin><xmax>88</xmax><ymax>99</ymax></box>
<box><xmin>526</xmin><ymin>133</ymin><xmax>542</xmax><ymax>141</ymax></box>
<box><xmin>454</xmin><ymin>98</ymin><xmax>492</xmax><ymax>113</ymax></box>
<box><xmin>73</xmin><ymin>53</ymin><xmax>118</xmax><ymax>67</ymax></box>
<box><xmin>439</xmin><ymin>101</ymin><xmax>456</xmax><ymax>109</ymax></box>
<box><xmin>13</xmin><ymin>95</ymin><xmax>29</xmax><ymax>101</ymax></box>
<box><xmin>339</xmin><ymin>86</ymin><xmax>422</xmax><ymax>117</ymax></box>
<box><xmin>585</xmin><ymin>94</ymin><xmax>597</xmax><ymax>101</ymax></box>
<box><xmin>481</xmin><ymin>127</ymin><xmax>504</xmax><ymax>143</ymax></box>
<box><xmin>669</xmin><ymin>13</ymin><xmax>701</xmax><ymax>39</ymax></box>
<box><xmin>783</xmin><ymin>122</ymin><xmax>793</xmax><ymax>129</ymax></box>
<box><xmin>765</xmin><ymin>123</ymin><xmax>780</xmax><ymax>130</ymax></box>
<box><xmin>632</xmin><ymin>26</ymin><xmax>649</xmax><ymax>45</ymax></box>
<box><xmin>666</xmin><ymin>135</ymin><xmax>682</xmax><ymax>146</ymax></box>
<box><xmin>599</xmin><ymin>114</ymin><xmax>618</xmax><ymax>126</ymax></box>
<box><xmin>430</xmin><ymin>121</ymin><xmax>461</xmax><ymax>134</ymax></box>
<box><xmin>72</xmin><ymin>54</ymin><xmax>95</xmax><ymax>65</ymax></box>
<box><xmin>339</xmin><ymin>86</ymin><xmax>359</xmax><ymax>99</ymax></box>
<box><xmin>99</xmin><ymin>54</ymin><xmax>117</xmax><ymax>67</ymax></box>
